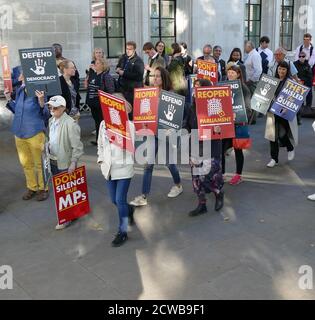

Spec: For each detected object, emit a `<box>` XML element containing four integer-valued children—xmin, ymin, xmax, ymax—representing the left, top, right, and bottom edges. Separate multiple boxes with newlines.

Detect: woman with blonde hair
<box><xmin>86</xmin><ymin>57</ymin><xmax>115</xmax><ymax>145</ymax></box>
<box><xmin>85</xmin><ymin>48</ymin><xmax>105</xmax><ymax>88</ymax></box>
<box><xmin>59</xmin><ymin>59</ymin><xmax>81</xmax><ymax>120</ymax></box>
<box><xmin>167</xmin><ymin>43</ymin><xmax>187</xmax><ymax>96</ymax></box>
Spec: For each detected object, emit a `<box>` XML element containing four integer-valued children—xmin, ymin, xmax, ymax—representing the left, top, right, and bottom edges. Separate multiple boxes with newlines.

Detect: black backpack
<box><xmin>256</xmin><ymin>48</ymin><xmax>269</xmax><ymax>74</ymax></box>
<box><xmin>299</xmin><ymin>44</ymin><xmax>314</xmax><ymax>60</ymax></box>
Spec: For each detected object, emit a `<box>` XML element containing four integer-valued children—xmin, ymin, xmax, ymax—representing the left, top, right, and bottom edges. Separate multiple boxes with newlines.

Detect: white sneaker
<box><xmin>288</xmin><ymin>150</ymin><xmax>295</xmax><ymax>161</ymax></box>
<box><xmin>129</xmin><ymin>195</ymin><xmax>148</xmax><ymax>207</ymax></box>
<box><xmin>55</xmin><ymin>222</ymin><xmax>71</xmax><ymax>231</ymax></box>
<box><xmin>267</xmin><ymin>159</ymin><xmax>278</xmax><ymax>168</ymax></box>
<box><xmin>307</xmin><ymin>194</ymin><xmax>315</xmax><ymax>201</ymax></box>
<box><xmin>91</xmin><ymin>130</ymin><xmax>96</xmax><ymax>136</ymax></box>
<box><xmin>167</xmin><ymin>185</ymin><xmax>183</xmax><ymax>198</ymax></box>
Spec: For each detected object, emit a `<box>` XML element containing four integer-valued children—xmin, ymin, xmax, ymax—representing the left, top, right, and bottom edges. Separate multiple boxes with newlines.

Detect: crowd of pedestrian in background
<box><xmin>4</xmin><ymin>32</ymin><xmax>315</xmax><ymax>247</ymax></box>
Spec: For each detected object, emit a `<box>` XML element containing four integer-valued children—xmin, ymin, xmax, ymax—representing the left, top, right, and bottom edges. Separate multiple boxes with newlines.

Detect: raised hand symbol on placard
<box><xmin>164</xmin><ymin>104</ymin><xmax>177</xmax><ymax>121</ymax></box>
<box><xmin>30</xmin><ymin>59</ymin><xmax>46</xmax><ymax>75</ymax></box>
<box><xmin>260</xmin><ymin>84</ymin><xmax>271</xmax><ymax>96</ymax></box>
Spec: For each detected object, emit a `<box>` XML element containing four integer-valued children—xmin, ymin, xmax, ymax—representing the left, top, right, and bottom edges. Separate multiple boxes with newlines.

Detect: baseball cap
<box><xmin>47</xmin><ymin>95</ymin><xmax>66</xmax><ymax>108</ymax></box>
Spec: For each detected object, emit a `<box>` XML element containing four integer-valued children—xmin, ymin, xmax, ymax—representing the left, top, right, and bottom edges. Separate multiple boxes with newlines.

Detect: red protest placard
<box><xmin>99</xmin><ymin>91</ymin><xmax>134</xmax><ymax>152</ymax></box>
<box><xmin>195</xmin><ymin>86</ymin><xmax>235</xmax><ymax>140</ymax></box>
<box><xmin>52</xmin><ymin>166</ymin><xmax>90</xmax><ymax>225</ymax></box>
<box><xmin>1</xmin><ymin>45</ymin><xmax>13</xmax><ymax>92</ymax></box>
<box><xmin>133</xmin><ymin>87</ymin><xmax>159</xmax><ymax>135</ymax></box>
<box><xmin>196</xmin><ymin>59</ymin><xmax>218</xmax><ymax>84</ymax></box>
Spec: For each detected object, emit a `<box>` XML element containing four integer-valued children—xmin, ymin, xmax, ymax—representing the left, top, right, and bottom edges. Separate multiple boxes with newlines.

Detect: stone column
<box><xmin>191</xmin><ymin>0</ymin><xmax>245</xmax><ymax>61</ymax></box>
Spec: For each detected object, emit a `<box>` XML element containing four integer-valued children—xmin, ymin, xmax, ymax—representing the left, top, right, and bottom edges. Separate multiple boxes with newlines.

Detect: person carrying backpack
<box><xmin>257</xmin><ymin>36</ymin><xmax>273</xmax><ymax>75</ymax></box>
<box><xmin>294</xmin><ymin>33</ymin><xmax>315</xmax><ymax>68</ymax></box>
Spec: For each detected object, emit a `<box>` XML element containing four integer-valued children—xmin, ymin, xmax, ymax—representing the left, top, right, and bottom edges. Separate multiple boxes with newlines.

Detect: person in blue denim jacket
<box><xmin>4</xmin><ymin>73</ymin><xmax>51</xmax><ymax>201</ymax></box>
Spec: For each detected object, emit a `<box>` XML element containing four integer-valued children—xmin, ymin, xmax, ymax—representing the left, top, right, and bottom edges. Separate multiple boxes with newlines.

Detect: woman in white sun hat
<box><xmin>47</xmin><ymin>95</ymin><xmax>84</xmax><ymax>230</ymax></box>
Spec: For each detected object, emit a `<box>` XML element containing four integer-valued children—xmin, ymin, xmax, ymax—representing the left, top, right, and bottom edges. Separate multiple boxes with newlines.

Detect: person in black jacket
<box><xmin>155</xmin><ymin>40</ymin><xmax>170</xmax><ymax>67</ymax></box>
<box><xmin>266</xmin><ymin>61</ymin><xmax>296</xmax><ymax>168</ymax></box>
<box><xmin>213</xmin><ymin>45</ymin><xmax>227</xmax><ymax>81</ymax></box>
<box><xmin>84</xmin><ymin>48</ymin><xmax>105</xmax><ymax>89</ymax></box>
<box><xmin>294</xmin><ymin>51</ymin><xmax>313</xmax><ymax>109</ymax></box>
<box><xmin>183</xmin><ymin>78</ymin><xmax>224</xmax><ymax>216</ymax></box>
<box><xmin>180</xmin><ymin>42</ymin><xmax>194</xmax><ymax>77</ymax></box>
<box><xmin>59</xmin><ymin>60</ymin><xmax>81</xmax><ymax>119</ymax></box>
<box><xmin>197</xmin><ymin>44</ymin><xmax>213</xmax><ymax>61</ymax></box>
<box><xmin>227</xmin><ymin>48</ymin><xmax>247</xmax><ymax>82</ymax></box>
<box><xmin>222</xmin><ymin>64</ymin><xmax>251</xmax><ymax>186</ymax></box>
<box><xmin>52</xmin><ymin>43</ymin><xmax>80</xmax><ymax>91</ymax></box>
<box><xmin>87</xmin><ymin>58</ymin><xmax>115</xmax><ymax>145</ymax></box>
<box><xmin>116</xmin><ymin>41</ymin><xmax>144</xmax><ymax>119</ymax></box>
<box><xmin>167</xmin><ymin>43</ymin><xmax>187</xmax><ymax>96</ymax></box>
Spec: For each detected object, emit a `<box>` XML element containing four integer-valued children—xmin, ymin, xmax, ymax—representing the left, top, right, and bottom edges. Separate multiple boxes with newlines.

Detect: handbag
<box><xmin>233</xmin><ymin>125</ymin><xmax>252</xmax><ymax>150</ymax></box>
<box><xmin>233</xmin><ymin>138</ymin><xmax>252</xmax><ymax>149</ymax></box>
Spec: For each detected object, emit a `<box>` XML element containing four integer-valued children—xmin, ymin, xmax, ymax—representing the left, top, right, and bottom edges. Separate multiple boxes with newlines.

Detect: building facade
<box><xmin>0</xmin><ymin>0</ymin><xmax>314</xmax><ymax>78</ymax></box>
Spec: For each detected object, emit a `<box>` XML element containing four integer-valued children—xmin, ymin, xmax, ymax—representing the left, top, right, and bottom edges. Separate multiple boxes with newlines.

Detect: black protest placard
<box><xmin>251</xmin><ymin>74</ymin><xmax>280</xmax><ymax>115</ymax></box>
<box><xmin>158</xmin><ymin>90</ymin><xmax>185</xmax><ymax>131</ymax></box>
<box><xmin>19</xmin><ymin>47</ymin><xmax>61</xmax><ymax>97</ymax></box>
<box><xmin>219</xmin><ymin>80</ymin><xmax>248</xmax><ymax>124</ymax></box>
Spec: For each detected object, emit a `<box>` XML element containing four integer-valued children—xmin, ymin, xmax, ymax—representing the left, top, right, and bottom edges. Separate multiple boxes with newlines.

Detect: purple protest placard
<box><xmin>270</xmin><ymin>79</ymin><xmax>310</xmax><ymax>122</ymax></box>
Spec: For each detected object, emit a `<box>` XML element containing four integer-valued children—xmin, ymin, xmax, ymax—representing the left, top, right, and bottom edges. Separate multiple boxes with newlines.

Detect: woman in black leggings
<box><xmin>266</xmin><ymin>61</ymin><xmax>297</xmax><ymax>168</ymax></box>
<box><xmin>222</xmin><ymin>64</ymin><xmax>251</xmax><ymax>185</ymax></box>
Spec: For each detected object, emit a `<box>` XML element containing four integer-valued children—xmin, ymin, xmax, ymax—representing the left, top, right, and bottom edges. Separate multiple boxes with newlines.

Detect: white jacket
<box><xmin>97</xmin><ymin>121</ymin><xmax>135</xmax><ymax>180</ymax></box>
<box><xmin>48</xmin><ymin>112</ymin><xmax>84</xmax><ymax>170</ymax></box>
<box><xmin>264</xmin><ymin>112</ymin><xmax>298</xmax><ymax>146</ymax></box>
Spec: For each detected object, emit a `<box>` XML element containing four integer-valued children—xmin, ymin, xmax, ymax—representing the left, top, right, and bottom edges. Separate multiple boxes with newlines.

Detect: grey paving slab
<box><xmin>15</xmin><ymin>259</ymin><xmax>124</xmax><ymax>300</ymax></box>
<box><xmin>206</xmin><ymin>265</ymin><xmax>281</xmax><ymax>300</ymax></box>
<box><xmin>0</xmin><ymin>281</ymin><xmax>32</xmax><ymax>300</ymax></box>
<box><xmin>1</xmin><ymin>104</ymin><xmax>315</xmax><ymax>300</ymax></box>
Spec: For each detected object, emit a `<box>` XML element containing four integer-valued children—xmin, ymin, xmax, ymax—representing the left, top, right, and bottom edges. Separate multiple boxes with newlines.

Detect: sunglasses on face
<box><xmin>299</xmin><ymin>56</ymin><xmax>306</xmax><ymax>58</ymax></box>
<box><xmin>48</xmin><ymin>106</ymin><xmax>61</xmax><ymax>111</ymax></box>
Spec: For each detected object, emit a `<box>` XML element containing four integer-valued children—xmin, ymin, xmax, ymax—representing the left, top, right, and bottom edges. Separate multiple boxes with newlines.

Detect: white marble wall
<box><xmin>0</xmin><ymin>0</ymin><xmax>314</xmax><ymax>79</ymax></box>
<box><xmin>0</xmin><ymin>0</ymin><xmax>92</xmax><ymax>77</ymax></box>
<box><xmin>190</xmin><ymin>0</ymin><xmax>245</xmax><ymax>61</ymax></box>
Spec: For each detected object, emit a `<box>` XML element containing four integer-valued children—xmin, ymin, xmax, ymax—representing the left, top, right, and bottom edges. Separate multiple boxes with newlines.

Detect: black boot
<box><xmin>189</xmin><ymin>204</ymin><xmax>207</xmax><ymax>217</ymax></box>
<box><xmin>128</xmin><ymin>205</ymin><xmax>135</xmax><ymax>226</ymax></box>
<box><xmin>215</xmin><ymin>191</ymin><xmax>224</xmax><ymax>212</ymax></box>
<box><xmin>112</xmin><ymin>232</ymin><xmax>128</xmax><ymax>247</ymax></box>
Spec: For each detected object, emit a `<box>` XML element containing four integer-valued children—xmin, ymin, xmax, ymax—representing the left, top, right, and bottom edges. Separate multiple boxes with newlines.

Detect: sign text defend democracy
<box><xmin>21</xmin><ymin>51</ymin><xmax>53</xmax><ymax>59</ymax></box>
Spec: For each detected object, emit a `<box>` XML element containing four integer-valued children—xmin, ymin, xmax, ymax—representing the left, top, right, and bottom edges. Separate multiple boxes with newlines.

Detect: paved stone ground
<box><xmin>1</xmin><ymin>101</ymin><xmax>315</xmax><ymax>300</ymax></box>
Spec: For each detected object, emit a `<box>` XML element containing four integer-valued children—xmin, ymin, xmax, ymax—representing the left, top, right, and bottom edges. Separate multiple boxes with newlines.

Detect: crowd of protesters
<box><xmin>4</xmin><ymin>32</ymin><xmax>315</xmax><ymax>247</ymax></box>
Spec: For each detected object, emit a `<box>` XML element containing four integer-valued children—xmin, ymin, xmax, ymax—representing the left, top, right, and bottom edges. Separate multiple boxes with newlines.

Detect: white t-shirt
<box><xmin>244</xmin><ymin>49</ymin><xmax>263</xmax><ymax>82</ymax></box>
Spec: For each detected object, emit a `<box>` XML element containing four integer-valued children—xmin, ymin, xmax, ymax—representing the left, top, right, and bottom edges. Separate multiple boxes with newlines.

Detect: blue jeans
<box><xmin>142</xmin><ymin>136</ymin><xmax>181</xmax><ymax>195</ymax></box>
<box><xmin>107</xmin><ymin>178</ymin><xmax>131</xmax><ymax>234</ymax></box>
